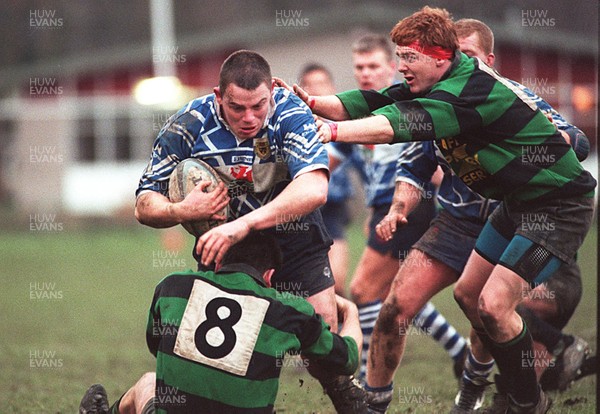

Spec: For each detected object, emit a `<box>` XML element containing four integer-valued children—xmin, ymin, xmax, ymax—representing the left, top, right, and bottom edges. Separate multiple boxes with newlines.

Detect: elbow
<box><xmin>315</xmin><ymin>190</ymin><xmax>328</xmax><ymax>209</ymax></box>
<box><xmin>134</xmin><ymin>206</ymin><xmax>146</xmax><ymax>225</ymax></box>
<box><xmin>134</xmin><ymin>193</ymin><xmax>157</xmax><ymax>227</ymax></box>
<box><xmin>297</xmin><ymin>170</ymin><xmax>329</xmax><ymax>210</ymax></box>
<box><xmin>134</xmin><ymin>200</ymin><xmax>155</xmax><ymax>227</ymax></box>
<box><xmin>304</xmin><ymin>190</ymin><xmax>327</xmax><ymax>212</ymax></box>
<box><xmin>313</xmin><ymin>179</ymin><xmax>329</xmax><ymax>208</ymax></box>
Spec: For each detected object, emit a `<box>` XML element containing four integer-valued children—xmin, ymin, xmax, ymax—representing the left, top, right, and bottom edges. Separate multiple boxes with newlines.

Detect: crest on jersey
<box><xmin>254</xmin><ymin>137</ymin><xmax>271</xmax><ymax>160</ymax></box>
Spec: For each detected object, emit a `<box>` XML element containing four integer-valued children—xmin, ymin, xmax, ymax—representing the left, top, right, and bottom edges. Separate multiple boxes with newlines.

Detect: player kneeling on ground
<box><xmin>79</xmin><ymin>232</ymin><xmax>366</xmax><ymax>414</ymax></box>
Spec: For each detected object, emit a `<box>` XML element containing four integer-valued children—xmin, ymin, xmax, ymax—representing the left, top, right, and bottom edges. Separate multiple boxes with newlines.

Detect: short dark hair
<box><xmin>352</xmin><ymin>34</ymin><xmax>395</xmax><ymax>61</ymax></box>
<box><xmin>455</xmin><ymin>18</ymin><xmax>495</xmax><ymax>55</ymax></box>
<box><xmin>298</xmin><ymin>63</ymin><xmax>333</xmax><ymax>86</ymax></box>
<box><xmin>222</xmin><ymin>232</ymin><xmax>283</xmax><ymax>274</ymax></box>
<box><xmin>219</xmin><ymin>50</ymin><xmax>272</xmax><ymax>92</ymax></box>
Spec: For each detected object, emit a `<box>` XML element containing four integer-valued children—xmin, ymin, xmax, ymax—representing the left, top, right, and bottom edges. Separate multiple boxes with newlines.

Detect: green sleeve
<box><xmin>336</xmin><ymin>83</ymin><xmax>415</xmax><ymax>121</ymax></box>
<box><xmin>301</xmin><ymin>317</ymin><xmax>360</xmax><ymax>375</ymax></box>
<box><xmin>336</xmin><ymin>89</ymin><xmax>372</xmax><ymax>119</ymax></box>
<box><xmin>340</xmin><ymin>336</ymin><xmax>359</xmax><ymax>374</ymax></box>
<box><xmin>372</xmin><ymin>97</ymin><xmax>469</xmax><ymax>143</ymax></box>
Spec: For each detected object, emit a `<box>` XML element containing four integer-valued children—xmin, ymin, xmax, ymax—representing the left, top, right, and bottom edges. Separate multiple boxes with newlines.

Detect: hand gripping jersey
<box><xmin>336</xmin><ymin>52</ymin><xmax>596</xmax><ymax>203</ymax></box>
<box><xmin>137</xmin><ymin>87</ymin><xmax>329</xmax><ymax>222</ymax></box>
<box><xmin>147</xmin><ymin>265</ymin><xmax>358</xmax><ymax>413</ymax></box>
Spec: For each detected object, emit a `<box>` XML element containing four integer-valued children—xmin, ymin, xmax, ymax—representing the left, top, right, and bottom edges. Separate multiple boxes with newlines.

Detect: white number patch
<box><xmin>174</xmin><ymin>279</ymin><xmax>270</xmax><ymax>376</ymax></box>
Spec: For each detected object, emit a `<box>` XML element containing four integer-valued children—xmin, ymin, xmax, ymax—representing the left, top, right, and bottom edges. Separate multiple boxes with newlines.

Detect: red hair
<box><xmin>390</xmin><ymin>6</ymin><xmax>458</xmax><ymax>53</ymax></box>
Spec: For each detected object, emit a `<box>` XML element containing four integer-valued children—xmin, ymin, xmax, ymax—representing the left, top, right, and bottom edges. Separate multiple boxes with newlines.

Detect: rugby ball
<box><xmin>168</xmin><ymin>158</ymin><xmax>228</xmax><ymax>236</ymax></box>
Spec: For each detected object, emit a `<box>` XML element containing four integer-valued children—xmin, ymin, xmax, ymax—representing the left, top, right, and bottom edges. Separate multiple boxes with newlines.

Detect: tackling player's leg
<box><xmin>349</xmin><ymin>245</ymin><xmax>398</xmax><ymax>379</ymax></box>
<box><xmin>79</xmin><ymin>372</ymin><xmax>155</xmax><ymax>414</ymax></box>
<box><xmin>365</xmin><ymin>249</ymin><xmax>458</xmax><ymax>410</ymax></box>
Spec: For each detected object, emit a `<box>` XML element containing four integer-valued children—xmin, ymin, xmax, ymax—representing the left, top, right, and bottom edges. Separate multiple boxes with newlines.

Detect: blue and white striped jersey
<box><xmin>324</xmin><ymin>143</ymin><xmax>366</xmax><ymax>203</ymax></box>
<box><xmin>396</xmin><ymin>141</ymin><xmax>499</xmax><ymax>223</ymax></box>
<box><xmin>136</xmin><ymin>87</ymin><xmax>329</xmax><ymax>220</ymax></box>
<box><xmin>511</xmin><ymin>80</ymin><xmax>571</xmax><ymax>133</ymax></box>
<box><xmin>396</xmin><ymin>81</ymin><xmax>587</xmax><ymax>223</ymax></box>
<box><xmin>511</xmin><ymin>80</ymin><xmax>589</xmax><ymax>161</ymax></box>
<box><xmin>328</xmin><ymin>142</ymin><xmax>427</xmax><ymax>207</ymax></box>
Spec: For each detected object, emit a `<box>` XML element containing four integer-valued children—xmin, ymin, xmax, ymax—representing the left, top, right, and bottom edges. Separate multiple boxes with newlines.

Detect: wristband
<box><xmin>308</xmin><ymin>96</ymin><xmax>316</xmax><ymax>110</ymax></box>
<box><xmin>329</xmin><ymin>122</ymin><xmax>338</xmax><ymax>142</ymax></box>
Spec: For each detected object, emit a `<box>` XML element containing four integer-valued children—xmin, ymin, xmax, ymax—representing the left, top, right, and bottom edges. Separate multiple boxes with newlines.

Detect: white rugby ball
<box><xmin>168</xmin><ymin>158</ymin><xmax>228</xmax><ymax>236</ymax></box>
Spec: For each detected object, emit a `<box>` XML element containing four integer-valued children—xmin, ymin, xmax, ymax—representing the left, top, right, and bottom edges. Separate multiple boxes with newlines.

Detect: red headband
<box><xmin>403</xmin><ymin>41</ymin><xmax>453</xmax><ymax>60</ymax></box>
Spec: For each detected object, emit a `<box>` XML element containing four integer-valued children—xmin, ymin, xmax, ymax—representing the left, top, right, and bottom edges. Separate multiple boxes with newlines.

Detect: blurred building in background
<box><xmin>0</xmin><ymin>0</ymin><xmax>596</xmax><ymax>217</ymax></box>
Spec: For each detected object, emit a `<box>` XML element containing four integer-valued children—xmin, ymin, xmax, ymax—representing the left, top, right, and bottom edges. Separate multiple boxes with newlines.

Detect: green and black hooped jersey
<box><xmin>146</xmin><ymin>264</ymin><xmax>358</xmax><ymax>413</ymax></box>
<box><xmin>337</xmin><ymin>52</ymin><xmax>596</xmax><ymax>202</ymax></box>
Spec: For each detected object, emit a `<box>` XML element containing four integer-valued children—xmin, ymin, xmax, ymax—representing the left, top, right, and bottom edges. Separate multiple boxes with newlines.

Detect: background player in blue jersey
<box><xmin>135</xmin><ymin>50</ymin><xmax>365</xmax><ymax>412</ymax></box>
<box><xmin>299</xmin><ymin>63</ymin><xmax>360</xmax><ymax>298</ymax></box>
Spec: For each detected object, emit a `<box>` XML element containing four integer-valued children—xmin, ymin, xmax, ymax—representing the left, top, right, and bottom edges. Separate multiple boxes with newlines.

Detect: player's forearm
<box><xmin>311</xmin><ymin>95</ymin><xmax>351</xmax><ymax>121</ymax></box>
<box><xmin>339</xmin><ymin>313</ymin><xmax>362</xmax><ymax>344</ymax></box>
<box><xmin>339</xmin><ymin>307</ymin><xmax>362</xmax><ymax>359</ymax></box>
<box><xmin>390</xmin><ymin>181</ymin><xmax>422</xmax><ymax>217</ymax></box>
<box><xmin>335</xmin><ymin>116</ymin><xmax>394</xmax><ymax>144</ymax></box>
<box><xmin>430</xmin><ymin>166</ymin><xmax>444</xmax><ymax>188</ymax></box>
<box><xmin>238</xmin><ymin>170</ymin><xmax>329</xmax><ymax>231</ymax></box>
<box><xmin>135</xmin><ymin>192</ymin><xmax>183</xmax><ymax>228</ymax></box>
<box><xmin>335</xmin><ymin>295</ymin><xmax>363</xmax><ymax>360</ymax></box>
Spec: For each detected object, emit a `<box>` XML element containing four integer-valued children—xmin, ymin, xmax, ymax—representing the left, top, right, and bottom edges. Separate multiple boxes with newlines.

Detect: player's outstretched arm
<box><xmin>135</xmin><ymin>182</ymin><xmax>229</xmax><ymax>228</ymax></box>
<box><xmin>273</xmin><ymin>76</ymin><xmax>350</xmax><ymax>121</ymax></box>
<box><xmin>196</xmin><ymin>169</ymin><xmax>329</xmax><ymax>266</ymax></box>
<box><xmin>376</xmin><ymin>181</ymin><xmax>422</xmax><ymax>241</ymax></box>
<box><xmin>316</xmin><ymin>115</ymin><xmax>394</xmax><ymax>144</ymax></box>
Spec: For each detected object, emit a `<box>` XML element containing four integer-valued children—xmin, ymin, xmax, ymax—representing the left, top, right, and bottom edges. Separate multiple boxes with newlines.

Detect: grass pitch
<box><xmin>0</xmin><ymin>220</ymin><xmax>596</xmax><ymax>413</ymax></box>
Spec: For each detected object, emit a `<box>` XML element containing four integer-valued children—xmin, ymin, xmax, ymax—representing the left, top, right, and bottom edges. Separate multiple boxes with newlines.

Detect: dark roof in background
<box><xmin>0</xmin><ymin>0</ymin><xmax>597</xmax><ymax>94</ymax></box>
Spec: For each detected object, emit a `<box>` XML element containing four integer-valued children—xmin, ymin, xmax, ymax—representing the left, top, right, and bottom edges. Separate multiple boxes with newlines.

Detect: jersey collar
<box><xmin>217</xmin><ymin>263</ymin><xmax>266</xmax><ymax>287</ymax></box>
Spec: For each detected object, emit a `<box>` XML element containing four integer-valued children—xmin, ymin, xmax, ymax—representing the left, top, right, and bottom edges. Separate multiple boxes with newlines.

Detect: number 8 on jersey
<box><xmin>174</xmin><ymin>280</ymin><xmax>270</xmax><ymax>376</ymax></box>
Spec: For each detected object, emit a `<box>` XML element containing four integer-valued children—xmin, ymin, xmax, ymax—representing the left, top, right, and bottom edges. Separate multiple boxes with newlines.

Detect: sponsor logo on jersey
<box><xmin>228</xmin><ymin>181</ymin><xmax>254</xmax><ymax>198</ymax></box>
<box><xmin>232</xmin><ymin>155</ymin><xmax>254</xmax><ymax>163</ymax></box>
<box><xmin>439</xmin><ymin>137</ymin><xmax>488</xmax><ymax>186</ymax></box>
